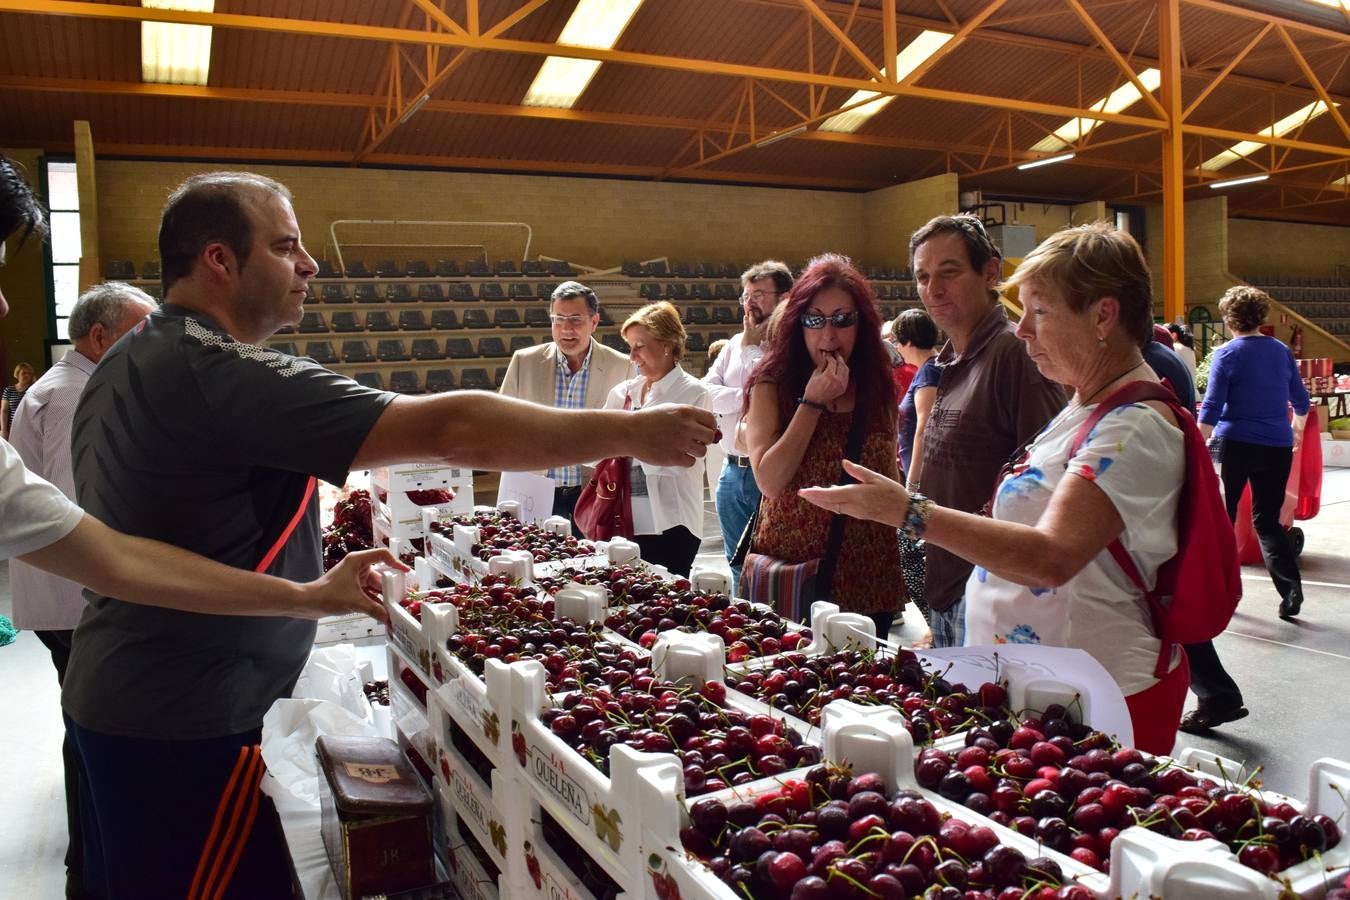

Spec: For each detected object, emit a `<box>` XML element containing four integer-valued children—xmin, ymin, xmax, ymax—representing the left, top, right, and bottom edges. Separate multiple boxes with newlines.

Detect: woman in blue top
<box><xmin>892</xmin><ymin>309</ymin><xmax>940</xmax><ymax>642</ymax></box>
<box><xmin>894</xmin><ymin>309</ymin><xmax>941</xmax><ymax>480</ymax></box>
<box><xmin>1181</xmin><ymin>285</ymin><xmax>1310</xmax><ymax>734</ymax></box>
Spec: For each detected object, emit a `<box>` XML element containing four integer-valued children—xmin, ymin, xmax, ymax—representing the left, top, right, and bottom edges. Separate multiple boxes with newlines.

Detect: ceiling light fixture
<box><xmin>141</xmin><ymin>0</ymin><xmax>214</xmax><ymax>86</ymax></box>
<box><xmin>1201</xmin><ymin>100</ymin><xmax>1337</xmax><ymax>171</ymax></box>
<box><xmin>818</xmin><ymin>30</ymin><xmax>953</xmax><ymax>133</ymax></box>
<box><xmin>398</xmin><ymin>93</ymin><xmax>431</xmax><ymax>125</ymax></box>
<box><xmin>755</xmin><ymin>125</ymin><xmax>808</xmax><ymax>149</ymax></box>
<box><xmin>1208</xmin><ymin>173</ymin><xmax>1270</xmax><ymax>189</ymax></box>
<box><xmin>1017</xmin><ymin>152</ymin><xmax>1076</xmax><ymax>170</ymax></box>
<box><xmin>1030</xmin><ymin>69</ymin><xmax>1161</xmax><ymax>154</ymax></box>
<box><xmin>522</xmin><ymin>0</ymin><xmax>642</xmax><ymax>109</ymax></box>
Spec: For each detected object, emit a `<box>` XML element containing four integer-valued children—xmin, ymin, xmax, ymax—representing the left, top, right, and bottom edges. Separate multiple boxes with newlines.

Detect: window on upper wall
<box><xmin>42</xmin><ymin>159</ymin><xmax>81</xmax><ymax>343</ymax></box>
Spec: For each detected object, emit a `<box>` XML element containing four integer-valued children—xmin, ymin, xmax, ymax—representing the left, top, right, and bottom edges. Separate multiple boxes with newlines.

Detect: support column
<box><xmin>73</xmin><ymin>120</ymin><xmax>100</xmax><ymax>292</ymax></box>
<box><xmin>1159</xmin><ymin>0</ymin><xmax>1184</xmax><ymax>322</ymax></box>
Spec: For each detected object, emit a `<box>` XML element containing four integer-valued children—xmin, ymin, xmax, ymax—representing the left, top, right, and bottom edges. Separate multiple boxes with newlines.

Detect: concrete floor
<box><xmin>2</xmin><ymin>468</ymin><xmax>1347</xmax><ymax>898</ymax></box>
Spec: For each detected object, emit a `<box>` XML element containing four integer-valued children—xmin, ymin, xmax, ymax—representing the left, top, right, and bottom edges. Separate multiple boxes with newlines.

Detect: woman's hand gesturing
<box><xmin>803</xmin><ymin>352</ymin><xmax>850</xmax><ymax>406</ymax></box>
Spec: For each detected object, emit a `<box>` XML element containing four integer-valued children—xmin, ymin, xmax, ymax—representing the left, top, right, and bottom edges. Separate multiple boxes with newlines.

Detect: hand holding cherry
<box><xmin>802</xmin><ymin>352</ymin><xmax>850</xmax><ymax>407</ymax></box>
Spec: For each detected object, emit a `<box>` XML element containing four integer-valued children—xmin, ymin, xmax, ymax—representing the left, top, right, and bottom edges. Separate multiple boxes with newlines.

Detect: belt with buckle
<box><xmin>726</xmin><ymin>454</ymin><xmax>752</xmax><ymax>468</ymax></box>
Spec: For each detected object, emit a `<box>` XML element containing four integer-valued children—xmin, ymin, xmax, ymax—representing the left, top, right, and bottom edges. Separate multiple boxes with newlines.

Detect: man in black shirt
<box><xmin>65</xmin><ymin>172</ymin><xmax>714</xmax><ymax>900</ymax></box>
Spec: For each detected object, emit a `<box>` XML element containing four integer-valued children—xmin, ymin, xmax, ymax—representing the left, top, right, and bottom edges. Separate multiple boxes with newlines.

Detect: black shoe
<box><xmin>1279</xmin><ymin>596</ymin><xmax>1303</xmax><ymax>620</ymax></box>
<box><xmin>1178</xmin><ymin>703</ymin><xmax>1249</xmax><ymax>734</ymax></box>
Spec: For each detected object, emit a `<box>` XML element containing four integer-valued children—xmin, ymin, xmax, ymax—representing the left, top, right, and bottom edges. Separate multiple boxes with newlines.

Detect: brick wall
<box><xmin>861</xmin><ymin>173</ymin><xmax>959</xmax><ymax>268</ymax></box>
<box><xmin>1229</xmin><ymin>218</ymin><xmax>1350</xmax><ymax>281</ymax></box>
<box><xmin>94</xmin><ymin>160</ymin><xmax>872</xmax><ymax>273</ymax></box>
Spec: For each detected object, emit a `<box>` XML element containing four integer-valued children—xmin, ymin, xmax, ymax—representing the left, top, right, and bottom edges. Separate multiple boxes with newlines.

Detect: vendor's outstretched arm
<box><xmin>20</xmin><ymin>514</ymin><xmax>400</xmax><ymax>620</ymax></box>
<box><xmin>352</xmin><ymin>391</ymin><xmax>716</xmax><ymax>471</ymax></box>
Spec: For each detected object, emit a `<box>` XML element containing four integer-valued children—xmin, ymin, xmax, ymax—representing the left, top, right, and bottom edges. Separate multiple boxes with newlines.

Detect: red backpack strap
<box><xmin>255</xmin><ymin>476</ymin><xmax>317</xmax><ymax>573</ymax></box>
<box><xmin>1068</xmin><ymin>380</ymin><xmax>1179</xmax><ymax>679</ymax></box>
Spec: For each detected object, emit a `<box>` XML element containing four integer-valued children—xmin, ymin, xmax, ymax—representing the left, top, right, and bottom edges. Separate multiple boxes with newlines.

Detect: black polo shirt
<box><xmin>64</xmin><ymin>304</ymin><xmax>394</xmax><ymax>739</ymax></box>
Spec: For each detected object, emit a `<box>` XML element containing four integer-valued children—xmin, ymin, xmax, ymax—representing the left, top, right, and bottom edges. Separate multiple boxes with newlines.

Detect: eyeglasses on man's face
<box><xmin>550</xmin><ymin>314</ymin><xmax>590</xmax><ymax>327</ymax></box>
<box><xmin>800</xmin><ymin>311</ymin><xmax>859</xmax><ymax>330</ymax></box>
<box><xmin>742</xmin><ymin>289</ymin><xmax>784</xmax><ymax>305</ymax></box>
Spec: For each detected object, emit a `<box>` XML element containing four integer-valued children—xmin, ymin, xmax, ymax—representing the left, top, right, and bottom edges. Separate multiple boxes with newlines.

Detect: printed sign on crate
<box><xmin>496</xmin><ymin>471</ymin><xmax>556</xmax><ymax>524</ymax></box>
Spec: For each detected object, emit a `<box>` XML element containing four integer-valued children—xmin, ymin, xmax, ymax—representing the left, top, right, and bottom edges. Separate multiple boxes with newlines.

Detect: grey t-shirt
<box><xmin>63</xmin><ymin>305</ymin><xmax>394</xmax><ymax>739</ymax></box>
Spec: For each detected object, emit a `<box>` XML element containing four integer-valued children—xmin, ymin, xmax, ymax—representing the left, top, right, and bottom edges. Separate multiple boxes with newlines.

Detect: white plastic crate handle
<box><xmin>689</xmin><ymin>565</ymin><xmax>731</xmax><ymax>596</ymax></box>
<box><xmin>488</xmin><ymin>553</ymin><xmax>531</xmax><ymax>584</ymax></box>
<box><xmin>1009</xmin><ymin>676</ymin><xmax>1092</xmax><ymax>728</ymax></box>
<box><xmin>496</xmin><ymin>500</ymin><xmax>521</xmax><ymax>520</ymax></box>
<box><xmin>1108</xmin><ymin>827</ymin><xmax>1270</xmax><ymax>899</ymax></box>
<box><xmin>606</xmin><ymin>538</ymin><xmax>641</xmax><ymax>564</ymax></box>
<box><xmin>541</xmin><ymin>515</ymin><xmax>571</xmax><ymax>536</ymax></box>
<box><xmin>1174</xmin><ymin>747</ymin><xmax>1250</xmax><ymax>785</ymax></box>
<box><xmin>423</xmin><ymin>601</ymin><xmax>460</xmax><ymax>648</ymax></box>
<box><xmin>413</xmin><ymin>556</ymin><xmax>434</xmax><ymax>592</ymax></box>
<box><xmin>553</xmin><ymin>586</ymin><xmax>606</xmax><ymax>623</ymax></box>
<box><xmin>821</xmin><ymin>701</ymin><xmax>915</xmax><ymax>791</ymax></box>
<box><xmin>651</xmin><ymin>631</ymin><xmax>724</xmax><ymax>687</ymax></box>
<box><xmin>380</xmin><ymin>566</ymin><xmax>407</xmax><ymax>607</ymax></box>
<box><xmin>452</xmin><ymin>523</ymin><xmax>479</xmax><ymax>556</ymax></box>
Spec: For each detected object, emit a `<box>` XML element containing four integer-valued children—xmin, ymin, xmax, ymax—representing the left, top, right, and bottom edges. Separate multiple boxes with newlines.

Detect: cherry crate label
<box><xmin>526</xmin><ymin>743</ymin><xmax>591</xmax><ymax>826</ymax></box>
<box><xmin>448</xmin><ymin>677</ymin><xmax>485</xmax><ymax>736</ymax></box>
<box><xmin>390</xmin><ymin>615</ymin><xmax>420</xmax><ymax>663</ymax></box>
<box><xmin>449</xmin><ymin>767</ymin><xmax>491</xmax><ymax>834</ymax></box>
<box><xmin>453</xmin><ymin>851</ymin><xmax>496</xmax><ymax>900</ymax></box>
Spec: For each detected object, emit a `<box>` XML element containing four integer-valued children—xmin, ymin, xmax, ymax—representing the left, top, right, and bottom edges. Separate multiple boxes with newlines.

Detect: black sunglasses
<box><xmin>801</xmin><ymin>311</ymin><xmax>859</xmax><ymax>330</ymax></box>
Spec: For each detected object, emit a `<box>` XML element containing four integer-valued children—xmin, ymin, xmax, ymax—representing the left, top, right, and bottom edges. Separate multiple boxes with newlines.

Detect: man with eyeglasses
<box><xmin>500</xmin><ymin>280</ymin><xmax>635</xmax><ymax>533</ymax></box>
<box><xmin>703</xmin><ymin>260</ymin><xmax>794</xmax><ymax>586</ymax></box>
<box><xmin>909</xmin><ymin>214</ymin><xmax>1066</xmax><ymax>647</ymax></box>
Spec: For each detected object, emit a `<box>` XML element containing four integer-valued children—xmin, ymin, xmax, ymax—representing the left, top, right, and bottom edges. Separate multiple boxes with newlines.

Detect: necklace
<box><xmin>1076</xmin><ymin>359</ymin><xmax>1145</xmax><ymax>407</ymax></box>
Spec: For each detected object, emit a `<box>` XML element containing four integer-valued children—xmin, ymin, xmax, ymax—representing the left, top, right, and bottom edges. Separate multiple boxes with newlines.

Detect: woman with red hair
<box><xmin>742</xmin><ymin>254</ymin><xmax>905</xmax><ymax>635</ymax></box>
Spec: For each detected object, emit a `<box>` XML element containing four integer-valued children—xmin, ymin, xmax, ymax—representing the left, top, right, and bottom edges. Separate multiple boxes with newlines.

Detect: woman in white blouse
<box><xmin>605</xmin><ymin>301</ymin><xmax>712</xmax><ymax>575</ymax></box>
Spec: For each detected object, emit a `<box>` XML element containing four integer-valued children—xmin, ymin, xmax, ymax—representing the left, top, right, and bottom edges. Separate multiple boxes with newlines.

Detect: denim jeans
<box><xmin>716</xmin><ymin>459</ymin><xmax>761</xmax><ymax>589</ymax></box>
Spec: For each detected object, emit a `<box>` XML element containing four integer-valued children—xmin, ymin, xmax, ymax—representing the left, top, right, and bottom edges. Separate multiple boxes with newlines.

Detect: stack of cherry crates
<box><xmin>378</xmin><ymin>505</ymin><xmax>1350</xmax><ymax>900</ymax></box>
<box><xmin>369</xmin><ymin>463</ymin><xmax>474</xmax><ymax>551</ymax></box>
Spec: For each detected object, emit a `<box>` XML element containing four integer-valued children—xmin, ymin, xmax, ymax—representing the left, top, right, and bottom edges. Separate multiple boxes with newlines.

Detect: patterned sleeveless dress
<box><xmin>750</xmin><ymin>408</ymin><xmax>905</xmax><ymax>616</ymax></box>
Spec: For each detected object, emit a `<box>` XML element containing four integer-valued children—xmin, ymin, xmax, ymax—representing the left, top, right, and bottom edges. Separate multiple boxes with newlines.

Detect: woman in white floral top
<box><xmin>800</xmin><ymin>222</ymin><xmax>1191</xmax><ymax>754</ymax></box>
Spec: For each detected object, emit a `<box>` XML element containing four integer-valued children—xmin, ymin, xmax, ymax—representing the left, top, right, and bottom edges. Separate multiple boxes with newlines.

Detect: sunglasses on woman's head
<box><xmin>801</xmin><ymin>311</ymin><xmax>859</xmax><ymax>330</ymax></box>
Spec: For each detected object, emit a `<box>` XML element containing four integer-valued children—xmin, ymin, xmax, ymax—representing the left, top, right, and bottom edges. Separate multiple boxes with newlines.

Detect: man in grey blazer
<box><xmin>499</xmin><ymin>281</ymin><xmax>635</xmax><ymax>533</ymax></box>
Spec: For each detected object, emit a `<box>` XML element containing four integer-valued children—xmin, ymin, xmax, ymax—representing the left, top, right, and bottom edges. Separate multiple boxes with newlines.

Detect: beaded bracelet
<box><xmin>797</xmin><ymin>397</ymin><xmax>828</xmax><ymax>412</ymax></box>
<box><xmin>899</xmin><ymin>491</ymin><xmax>935</xmax><ymax>542</ymax></box>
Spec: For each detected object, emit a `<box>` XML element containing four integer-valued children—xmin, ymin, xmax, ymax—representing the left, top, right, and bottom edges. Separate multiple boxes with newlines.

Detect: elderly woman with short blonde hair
<box><xmin>602</xmin><ymin>301</ymin><xmax>711</xmax><ymax>575</ymax></box>
<box><xmin>801</xmin><ymin>222</ymin><xmax>1193</xmax><ymax>753</ymax></box>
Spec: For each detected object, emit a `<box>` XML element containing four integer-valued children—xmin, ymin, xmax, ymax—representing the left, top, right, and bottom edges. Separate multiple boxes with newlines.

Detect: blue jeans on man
<box><xmin>716</xmin><ymin>457</ymin><xmax>761</xmax><ymax>589</ymax></box>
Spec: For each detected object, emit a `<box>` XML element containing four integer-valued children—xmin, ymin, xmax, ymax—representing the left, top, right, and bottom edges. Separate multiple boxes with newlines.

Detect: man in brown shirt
<box><xmin>909</xmin><ymin>215</ymin><xmax>1067</xmax><ymax>646</ymax></box>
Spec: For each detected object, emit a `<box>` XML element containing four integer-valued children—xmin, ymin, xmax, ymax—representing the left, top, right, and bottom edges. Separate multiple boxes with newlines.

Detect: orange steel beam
<box><xmin>797</xmin><ymin>0</ymin><xmax>885</xmax><ymax>82</ymax></box>
<box><xmin>745</xmin><ymin>0</ymin><xmax>1350</xmax><ymax>109</ymax></box>
<box><xmin>1182</xmin><ymin>123</ymin><xmax>1350</xmax><ymax>160</ymax></box>
<box><xmin>1182</xmin><ymin>23</ymin><xmax>1272</xmax><ymax>120</ymax></box>
<box><xmin>901</xmin><ymin>0</ymin><xmax>1008</xmax><ymax>88</ymax></box>
<box><xmin>882</xmin><ymin>0</ymin><xmax>897</xmax><ymax>84</ymax></box>
<box><xmin>409</xmin><ymin>0</ymin><xmax>466</xmax><ymax>37</ymax></box>
<box><xmin>1182</xmin><ymin>0</ymin><xmax>1350</xmax><ymax>47</ymax></box>
<box><xmin>1276</xmin><ymin>25</ymin><xmax>1350</xmax><ymax>145</ymax></box>
<box><xmin>27</xmin><ymin>138</ymin><xmax>880</xmax><ymax>190</ymax></box>
<box><xmin>1159</xmin><ymin>0</ymin><xmax>1185</xmax><ymax>323</ymax></box>
<box><xmin>0</xmin><ymin>0</ymin><xmax>1165</xmax><ymax>129</ymax></box>
<box><xmin>1063</xmin><ymin>0</ymin><xmax>1168</xmax><ymax>121</ymax></box>
<box><xmin>356</xmin><ymin>46</ymin><xmax>475</xmax><ymax>162</ymax></box>
<box><xmin>483</xmin><ymin>0</ymin><xmax>553</xmax><ymax>40</ymax></box>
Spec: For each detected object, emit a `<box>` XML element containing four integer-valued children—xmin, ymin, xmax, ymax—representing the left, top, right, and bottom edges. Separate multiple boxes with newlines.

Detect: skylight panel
<box><xmin>522</xmin><ymin>0</ymin><xmax>642</xmax><ymax>109</ymax></box>
<box><xmin>142</xmin><ymin>0</ymin><xmax>214</xmax><ymax>86</ymax></box>
<box><xmin>1201</xmin><ymin>100</ymin><xmax>1337</xmax><ymax>171</ymax></box>
<box><xmin>1029</xmin><ymin>68</ymin><xmax>1161</xmax><ymax>153</ymax></box>
<box><xmin>818</xmin><ymin>30</ymin><xmax>954</xmax><ymax>134</ymax></box>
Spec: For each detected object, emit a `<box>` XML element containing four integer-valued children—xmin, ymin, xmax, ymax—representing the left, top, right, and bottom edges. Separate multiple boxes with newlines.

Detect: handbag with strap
<box><xmin>573</xmin><ymin>394</ymin><xmax>635</xmax><ymax>542</ymax></box>
<box><xmin>736</xmin><ymin>406</ymin><xmax>869</xmax><ymax>622</ymax></box>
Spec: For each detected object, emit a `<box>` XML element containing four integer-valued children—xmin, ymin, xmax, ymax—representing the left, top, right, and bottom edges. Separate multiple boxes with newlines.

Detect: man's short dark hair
<box><xmin>0</xmin><ymin>154</ymin><xmax>47</xmax><ymax>246</ymax></box>
<box><xmin>891</xmin><ymin>308</ymin><xmax>939</xmax><ymax>350</ymax></box>
<box><xmin>550</xmin><ymin>280</ymin><xmax>599</xmax><ymax>315</ymax></box>
<box><xmin>158</xmin><ymin>172</ymin><xmax>291</xmax><ymax>293</ymax></box>
<box><xmin>908</xmin><ymin>214</ymin><xmax>1002</xmax><ymax>272</ymax></box>
<box><xmin>741</xmin><ymin>260</ymin><xmax>794</xmax><ymax>295</ymax></box>
<box><xmin>68</xmin><ymin>282</ymin><xmax>155</xmax><ymax>341</ymax></box>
